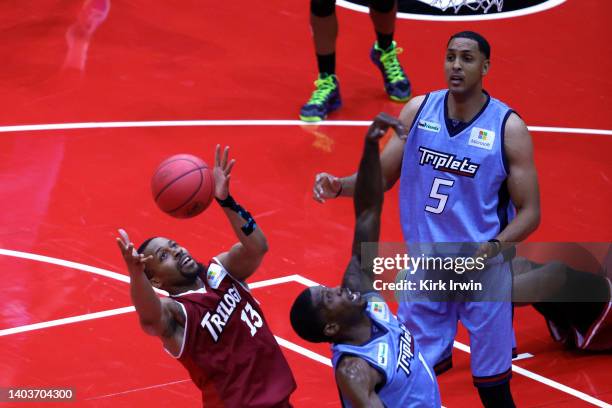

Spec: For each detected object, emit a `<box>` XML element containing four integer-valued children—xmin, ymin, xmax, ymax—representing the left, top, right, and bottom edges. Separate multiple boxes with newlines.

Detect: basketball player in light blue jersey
<box><xmin>291</xmin><ymin>113</ymin><xmax>441</xmax><ymax>408</ymax></box>
<box><xmin>313</xmin><ymin>32</ymin><xmax>541</xmax><ymax>407</ymax></box>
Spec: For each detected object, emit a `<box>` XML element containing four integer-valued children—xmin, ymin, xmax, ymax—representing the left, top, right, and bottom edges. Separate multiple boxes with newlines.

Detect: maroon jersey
<box><xmin>168</xmin><ymin>258</ymin><xmax>296</xmax><ymax>407</ymax></box>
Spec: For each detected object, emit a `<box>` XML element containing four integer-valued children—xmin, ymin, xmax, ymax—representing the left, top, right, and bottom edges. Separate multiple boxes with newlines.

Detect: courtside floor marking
<box><xmin>513</xmin><ymin>352</ymin><xmax>535</xmax><ymax>361</ymax></box>
<box><xmin>86</xmin><ymin>379</ymin><xmax>191</xmax><ymax>401</ymax></box>
<box><xmin>275</xmin><ymin>336</ymin><xmax>332</xmax><ymax>367</ymax></box>
<box><xmin>0</xmin><ymin>306</ymin><xmax>137</xmax><ymax>337</ymax></box>
<box><xmin>1</xmin><ymin>249</ymin><xmax>610</xmax><ymax>406</ymax></box>
<box><xmin>0</xmin><ymin>120</ymin><xmax>610</xmax><ymax>136</ymax></box>
<box><xmin>452</xmin><ymin>342</ymin><xmax>610</xmax><ymax>407</ymax></box>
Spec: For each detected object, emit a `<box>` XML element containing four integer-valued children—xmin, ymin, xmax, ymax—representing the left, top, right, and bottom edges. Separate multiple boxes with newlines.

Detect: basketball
<box><xmin>151</xmin><ymin>154</ymin><xmax>215</xmax><ymax>218</ymax></box>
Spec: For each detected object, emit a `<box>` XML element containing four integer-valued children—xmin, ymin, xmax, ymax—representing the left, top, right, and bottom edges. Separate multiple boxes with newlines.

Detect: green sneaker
<box><xmin>299</xmin><ymin>74</ymin><xmax>342</xmax><ymax>122</ymax></box>
<box><xmin>370</xmin><ymin>41</ymin><xmax>411</xmax><ymax>102</ymax></box>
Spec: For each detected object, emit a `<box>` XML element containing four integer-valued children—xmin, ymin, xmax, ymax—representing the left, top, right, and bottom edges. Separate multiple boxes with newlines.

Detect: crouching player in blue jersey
<box><xmin>290</xmin><ymin>113</ymin><xmax>441</xmax><ymax>408</ymax></box>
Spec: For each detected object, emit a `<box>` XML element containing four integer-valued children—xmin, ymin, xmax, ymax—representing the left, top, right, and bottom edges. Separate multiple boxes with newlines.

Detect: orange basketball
<box><xmin>151</xmin><ymin>154</ymin><xmax>215</xmax><ymax>218</ymax></box>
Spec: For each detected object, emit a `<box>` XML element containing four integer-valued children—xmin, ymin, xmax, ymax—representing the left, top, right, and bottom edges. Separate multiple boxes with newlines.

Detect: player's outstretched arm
<box><xmin>336</xmin><ymin>357</ymin><xmax>385</xmax><ymax>408</ymax></box>
<box><xmin>495</xmin><ymin>114</ymin><xmax>541</xmax><ymax>247</ymax></box>
<box><xmin>212</xmin><ymin>145</ymin><xmax>269</xmax><ymax>281</ymax></box>
<box><xmin>312</xmin><ymin>96</ymin><xmax>425</xmax><ymax>202</ymax></box>
<box><xmin>342</xmin><ymin>113</ymin><xmax>405</xmax><ymax>293</ymax></box>
<box><xmin>116</xmin><ymin>230</ymin><xmax>185</xmax><ymax>353</ymax></box>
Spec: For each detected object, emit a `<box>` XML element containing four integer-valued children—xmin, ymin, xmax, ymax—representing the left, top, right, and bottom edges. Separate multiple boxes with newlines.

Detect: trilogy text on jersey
<box><xmin>201</xmin><ymin>284</ymin><xmax>242</xmax><ymax>342</ymax></box>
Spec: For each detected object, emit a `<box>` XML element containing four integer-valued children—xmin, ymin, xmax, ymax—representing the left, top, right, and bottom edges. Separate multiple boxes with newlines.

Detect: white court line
<box><xmin>510</xmin><ymin>366</ymin><xmax>612</xmax><ymax>408</ymax></box>
<box><xmin>275</xmin><ymin>336</ymin><xmax>332</xmax><ymax>367</ymax></box>
<box><xmin>453</xmin><ymin>341</ymin><xmax>610</xmax><ymax>407</ymax></box>
<box><xmin>0</xmin><ymin>248</ymin><xmax>130</xmax><ymax>283</ymax></box>
<box><xmin>0</xmin><ymin>306</ymin><xmax>136</xmax><ymax>337</ymax></box>
<box><xmin>0</xmin><ymin>120</ymin><xmax>367</xmax><ymax>132</ymax></box>
<box><xmin>528</xmin><ymin>126</ymin><xmax>612</xmax><ymax>136</ymax></box>
<box><xmin>512</xmin><ymin>352</ymin><xmax>534</xmax><ymax>361</ymax></box>
<box><xmin>290</xmin><ymin>274</ymin><xmax>321</xmax><ymax>288</ymax></box>
<box><xmin>86</xmin><ymin>379</ymin><xmax>191</xmax><ymax>401</ymax></box>
<box><xmin>0</xmin><ymin>120</ymin><xmax>610</xmax><ymax>136</ymax></box>
<box><xmin>1</xmin><ymin>249</ymin><xmax>610</xmax><ymax>406</ymax></box>
<box><xmin>249</xmin><ymin>274</ymin><xmax>305</xmax><ymax>289</ymax></box>
<box><xmin>0</xmin><ymin>248</ymin><xmax>171</xmax><ymax>295</ymax></box>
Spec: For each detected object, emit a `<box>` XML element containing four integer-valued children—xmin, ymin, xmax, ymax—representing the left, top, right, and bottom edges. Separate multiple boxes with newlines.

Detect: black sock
<box><xmin>477</xmin><ymin>382</ymin><xmax>516</xmax><ymax>408</ymax></box>
<box><xmin>316</xmin><ymin>53</ymin><xmax>335</xmax><ymax>76</ymax></box>
<box><xmin>376</xmin><ymin>32</ymin><xmax>394</xmax><ymax>51</ymax></box>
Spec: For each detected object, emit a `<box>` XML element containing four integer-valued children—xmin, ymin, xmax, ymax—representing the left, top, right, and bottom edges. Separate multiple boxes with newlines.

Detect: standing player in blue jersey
<box><xmin>291</xmin><ymin>113</ymin><xmax>441</xmax><ymax>408</ymax></box>
<box><xmin>313</xmin><ymin>31</ymin><xmax>541</xmax><ymax>407</ymax></box>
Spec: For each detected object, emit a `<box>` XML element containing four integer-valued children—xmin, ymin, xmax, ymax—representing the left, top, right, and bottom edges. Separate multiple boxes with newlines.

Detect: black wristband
<box><xmin>215</xmin><ymin>194</ymin><xmax>236</xmax><ymax>208</ymax></box>
<box><xmin>215</xmin><ymin>194</ymin><xmax>257</xmax><ymax>235</ymax></box>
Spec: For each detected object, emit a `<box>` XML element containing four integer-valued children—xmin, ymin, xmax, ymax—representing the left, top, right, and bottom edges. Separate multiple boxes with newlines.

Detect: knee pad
<box><xmin>371</xmin><ymin>0</ymin><xmax>395</xmax><ymax>13</ymax></box>
<box><xmin>311</xmin><ymin>0</ymin><xmax>335</xmax><ymax>17</ymax></box>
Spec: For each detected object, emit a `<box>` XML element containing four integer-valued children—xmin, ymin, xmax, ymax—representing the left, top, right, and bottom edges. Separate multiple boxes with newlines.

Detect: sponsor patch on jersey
<box><xmin>468</xmin><ymin>127</ymin><xmax>496</xmax><ymax>150</ymax></box>
<box><xmin>370</xmin><ymin>301</ymin><xmax>390</xmax><ymax>322</ymax></box>
<box><xmin>377</xmin><ymin>342</ymin><xmax>389</xmax><ymax>367</ymax></box>
<box><xmin>206</xmin><ymin>262</ymin><xmax>227</xmax><ymax>289</ymax></box>
<box><xmin>417</xmin><ymin>119</ymin><xmax>441</xmax><ymax>133</ymax></box>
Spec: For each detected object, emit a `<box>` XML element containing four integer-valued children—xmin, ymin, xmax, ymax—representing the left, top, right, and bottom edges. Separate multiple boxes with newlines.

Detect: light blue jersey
<box><xmin>332</xmin><ymin>295</ymin><xmax>441</xmax><ymax>407</ymax></box>
<box><xmin>397</xmin><ymin>90</ymin><xmax>516</xmax><ymax>385</ymax></box>
<box><xmin>399</xmin><ymin>89</ymin><xmax>515</xmax><ymax>244</ymax></box>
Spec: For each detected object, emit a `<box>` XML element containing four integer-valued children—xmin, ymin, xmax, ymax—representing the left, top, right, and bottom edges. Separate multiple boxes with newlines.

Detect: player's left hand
<box><xmin>366</xmin><ymin>112</ymin><xmax>408</xmax><ymax>141</ymax></box>
<box><xmin>214</xmin><ymin>144</ymin><xmax>236</xmax><ymax>200</ymax></box>
<box><xmin>473</xmin><ymin>240</ymin><xmax>501</xmax><ymax>261</ymax></box>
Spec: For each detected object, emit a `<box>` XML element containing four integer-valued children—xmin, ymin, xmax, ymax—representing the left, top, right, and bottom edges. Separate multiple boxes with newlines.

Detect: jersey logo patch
<box><xmin>377</xmin><ymin>343</ymin><xmax>389</xmax><ymax>367</ymax></box>
<box><xmin>370</xmin><ymin>301</ymin><xmax>390</xmax><ymax>322</ymax></box>
<box><xmin>417</xmin><ymin>119</ymin><xmax>441</xmax><ymax>133</ymax></box>
<box><xmin>468</xmin><ymin>127</ymin><xmax>496</xmax><ymax>150</ymax></box>
<box><xmin>207</xmin><ymin>263</ymin><xmax>227</xmax><ymax>289</ymax></box>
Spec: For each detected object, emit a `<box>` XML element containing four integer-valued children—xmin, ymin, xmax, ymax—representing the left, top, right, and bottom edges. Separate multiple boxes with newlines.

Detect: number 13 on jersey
<box><xmin>426</xmin><ymin>177</ymin><xmax>455</xmax><ymax>214</ymax></box>
<box><xmin>241</xmin><ymin>302</ymin><xmax>263</xmax><ymax>336</ymax></box>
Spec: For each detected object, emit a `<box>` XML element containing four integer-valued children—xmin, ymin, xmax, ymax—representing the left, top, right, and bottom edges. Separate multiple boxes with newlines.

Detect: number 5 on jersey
<box><xmin>241</xmin><ymin>302</ymin><xmax>263</xmax><ymax>336</ymax></box>
<box><xmin>426</xmin><ymin>177</ymin><xmax>454</xmax><ymax>214</ymax></box>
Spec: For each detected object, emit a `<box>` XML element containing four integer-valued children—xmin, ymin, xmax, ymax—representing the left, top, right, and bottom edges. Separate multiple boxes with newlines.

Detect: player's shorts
<box><xmin>397</xmin><ymin>261</ymin><xmax>513</xmax><ymax>387</ymax></box>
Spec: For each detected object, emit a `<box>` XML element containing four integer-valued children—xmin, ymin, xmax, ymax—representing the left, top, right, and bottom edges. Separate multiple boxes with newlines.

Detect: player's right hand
<box><xmin>366</xmin><ymin>112</ymin><xmax>408</xmax><ymax>141</ymax></box>
<box><xmin>116</xmin><ymin>228</ymin><xmax>152</xmax><ymax>275</ymax></box>
<box><xmin>313</xmin><ymin>172</ymin><xmax>342</xmax><ymax>203</ymax></box>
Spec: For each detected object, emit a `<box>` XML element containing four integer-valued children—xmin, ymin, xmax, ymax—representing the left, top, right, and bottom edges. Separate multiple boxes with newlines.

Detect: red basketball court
<box><xmin>0</xmin><ymin>0</ymin><xmax>610</xmax><ymax>406</ymax></box>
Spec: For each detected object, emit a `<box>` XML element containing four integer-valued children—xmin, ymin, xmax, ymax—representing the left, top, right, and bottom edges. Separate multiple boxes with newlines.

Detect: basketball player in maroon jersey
<box><xmin>116</xmin><ymin>145</ymin><xmax>296</xmax><ymax>407</ymax></box>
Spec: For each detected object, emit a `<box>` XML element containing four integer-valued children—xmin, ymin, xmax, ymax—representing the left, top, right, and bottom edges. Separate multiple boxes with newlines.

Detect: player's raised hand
<box><xmin>313</xmin><ymin>172</ymin><xmax>342</xmax><ymax>203</ymax></box>
<box><xmin>366</xmin><ymin>112</ymin><xmax>408</xmax><ymax>141</ymax></box>
<box><xmin>214</xmin><ymin>144</ymin><xmax>236</xmax><ymax>201</ymax></box>
<box><xmin>116</xmin><ymin>228</ymin><xmax>152</xmax><ymax>275</ymax></box>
